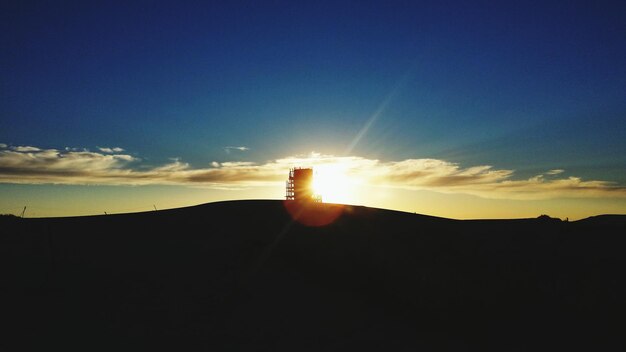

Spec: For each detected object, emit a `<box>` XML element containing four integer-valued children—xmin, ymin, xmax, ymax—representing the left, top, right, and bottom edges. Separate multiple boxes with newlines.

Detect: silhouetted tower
<box><xmin>286</xmin><ymin>167</ymin><xmax>321</xmax><ymax>202</ymax></box>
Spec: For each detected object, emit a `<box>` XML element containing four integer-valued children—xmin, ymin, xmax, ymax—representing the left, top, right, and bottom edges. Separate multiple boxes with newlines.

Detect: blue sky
<box><xmin>1</xmin><ymin>1</ymin><xmax>625</xmax><ymax>218</ymax></box>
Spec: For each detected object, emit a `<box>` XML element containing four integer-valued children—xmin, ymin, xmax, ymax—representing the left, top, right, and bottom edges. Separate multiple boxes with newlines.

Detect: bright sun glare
<box><xmin>312</xmin><ymin>164</ymin><xmax>358</xmax><ymax>204</ymax></box>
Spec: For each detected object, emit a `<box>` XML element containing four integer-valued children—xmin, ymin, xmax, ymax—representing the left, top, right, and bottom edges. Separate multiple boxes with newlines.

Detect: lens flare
<box><xmin>283</xmin><ymin>200</ymin><xmax>344</xmax><ymax>227</ymax></box>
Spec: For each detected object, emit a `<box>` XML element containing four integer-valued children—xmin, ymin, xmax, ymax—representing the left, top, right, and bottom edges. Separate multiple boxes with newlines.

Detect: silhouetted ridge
<box><xmin>575</xmin><ymin>214</ymin><xmax>626</xmax><ymax>226</ymax></box>
<box><xmin>1</xmin><ymin>200</ymin><xmax>624</xmax><ymax>351</ymax></box>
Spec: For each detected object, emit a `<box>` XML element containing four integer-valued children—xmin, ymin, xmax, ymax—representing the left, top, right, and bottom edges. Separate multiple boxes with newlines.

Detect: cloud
<box><xmin>0</xmin><ymin>144</ymin><xmax>625</xmax><ymax>200</ymax></box>
<box><xmin>97</xmin><ymin>147</ymin><xmax>125</xmax><ymax>153</ymax></box>
<box><xmin>0</xmin><ymin>145</ymin><xmax>139</xmax><ymax>184</ymax></box>
<box><xmin>224</xmin><ymin>146</ymin><xmax>250</xmax><ymax>153</ymax></box>
<box><xmin>546</xmin><ymin>169</ymin><xmax>565</xmax><ymax>175</ymax></box>
<box><xmin>13</xmin><ymin>146</ymin><xmax>41</xmax><ymax>152</ymax></box>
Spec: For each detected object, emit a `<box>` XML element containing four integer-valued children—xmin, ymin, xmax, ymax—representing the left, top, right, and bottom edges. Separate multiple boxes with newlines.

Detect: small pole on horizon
<box><xmin>153</xmin><ymin>205</ymin><xmax>158</xmax><ymax>211</ymax></box>
<box><xmin>20</xmin><ymin>206</ymin><xmax>26</xmax><ymax>218</ymax></box>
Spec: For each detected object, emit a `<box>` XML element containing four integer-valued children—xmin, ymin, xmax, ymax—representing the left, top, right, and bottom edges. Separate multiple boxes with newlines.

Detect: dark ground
<box><xmin>1</xmin><ymin>200</ymin><xmax>625</xmax><ymax>351</ymax></box>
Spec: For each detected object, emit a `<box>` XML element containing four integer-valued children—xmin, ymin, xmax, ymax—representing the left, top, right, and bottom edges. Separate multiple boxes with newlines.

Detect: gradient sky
<box><xmin>1</xmin><ymin>1</ymin><xmax>625</xmax><ymax>219</ymax></box>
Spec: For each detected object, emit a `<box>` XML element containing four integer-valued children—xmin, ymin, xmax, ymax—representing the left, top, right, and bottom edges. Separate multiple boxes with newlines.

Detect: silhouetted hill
<box><xmin>1</xmin><ymin>200</ymin><xmax>625</xmax><ymax>351</ymax></box>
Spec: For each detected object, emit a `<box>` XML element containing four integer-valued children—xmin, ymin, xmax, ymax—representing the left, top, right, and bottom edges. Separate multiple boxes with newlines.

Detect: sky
<box><xmin>1</xmin><ymin>1</ymin><xmax>625</xmax><ymax>219</ymax></box>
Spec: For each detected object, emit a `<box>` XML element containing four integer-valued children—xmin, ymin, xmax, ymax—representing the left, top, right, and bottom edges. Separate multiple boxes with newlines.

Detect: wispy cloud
<box><xmin>546</xmin><ymin>169</ymin><xmax>565</xmax><ymax>175</ymax></box>
<box><xmin>1</xmin><ymin>144</ymin><xmax>625</xmax><ymax>199</ymax></box>
<box><xmin>224</xmin><ymin>146</ymin><xmax>250</xmax><ymax>153</ymax></box>
<box><xmin>13</xmin><ymin>146</ymin><xmax>41</xmax><ymax>152</ymax></box>
<box><xmin>97</xmin><ymin>146</ymin><xmax>125</xmax><ymax>153</ymax></box>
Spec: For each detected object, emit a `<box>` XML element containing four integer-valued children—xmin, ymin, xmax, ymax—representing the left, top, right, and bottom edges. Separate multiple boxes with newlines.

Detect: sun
<box><xmin>312</xmin><ymin>163</ymin><xmax>357</xmax><ymax>204</ymax></box>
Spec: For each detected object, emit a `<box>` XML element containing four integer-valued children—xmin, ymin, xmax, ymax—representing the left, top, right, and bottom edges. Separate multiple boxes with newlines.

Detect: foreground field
<box><xmin>1</xmin><ymin>200</ymin><xmax>625</xmax><ymax>351</ymax></box>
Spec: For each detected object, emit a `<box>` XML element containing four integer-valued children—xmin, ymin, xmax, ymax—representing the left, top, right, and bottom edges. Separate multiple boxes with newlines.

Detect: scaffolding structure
<box><xmin>285</xmin><ymin>167</ymin><xmax>321</xmax><ymax>202</ymax></box>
